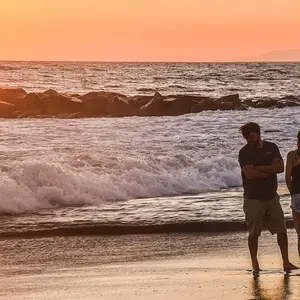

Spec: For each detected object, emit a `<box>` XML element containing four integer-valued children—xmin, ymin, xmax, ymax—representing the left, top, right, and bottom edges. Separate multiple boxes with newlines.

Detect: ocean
<box><xmin>0</xmin><ymin>61</ymin><xmax>300</xmax><ymax>237</ymax></box>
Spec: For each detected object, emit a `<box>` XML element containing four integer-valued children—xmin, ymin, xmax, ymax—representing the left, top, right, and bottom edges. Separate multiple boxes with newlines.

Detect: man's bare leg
<box><xmin>277</xmin><ymin>232</ymin><xmax>298</xmax><ymax>270</ymax></box>
<box><xmin>248</xmin><ymin>235</ymin><xmax>260</xmax><ymax>272</ymax></box>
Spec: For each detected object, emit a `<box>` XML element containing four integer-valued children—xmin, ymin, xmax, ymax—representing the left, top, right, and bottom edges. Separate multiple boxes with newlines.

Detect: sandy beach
<box><xmin>1</xmin><ymin>230</ymin><xmax>300</xmax><ymax>300</ymax></box>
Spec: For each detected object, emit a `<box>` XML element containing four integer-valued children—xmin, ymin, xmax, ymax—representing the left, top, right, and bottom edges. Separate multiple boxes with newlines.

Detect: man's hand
<box><xmin>273</xmin><ymin>156</ymin><xmax>283</xmax><ymax>166</ymax></box>
<box><xmin>256</xmin><ymin>157</ymin><xmax>284</xmax><ymax>174</ymax></box>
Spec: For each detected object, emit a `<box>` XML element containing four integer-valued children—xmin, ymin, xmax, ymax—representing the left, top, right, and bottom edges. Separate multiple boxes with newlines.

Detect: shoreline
<box><xmin>1</xmin><ymin>230</ymin><xmax>300</xmax><ymax>299</ymax></box>
<box><xmin>0</xmin><ymin>183</ymin><xmax>294</xmax><ymax>239</ymax></box>
<box><xmin>0</xmin><ymin>219</ymin><xmax>296</xmax><ymax>239</ymax></box>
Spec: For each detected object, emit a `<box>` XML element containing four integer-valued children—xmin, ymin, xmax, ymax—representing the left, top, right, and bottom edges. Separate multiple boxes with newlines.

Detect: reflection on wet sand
<box><xmin>251</xmin><ymin>273</ymin><xmax>291</xmax><ymax>300</ymax></box>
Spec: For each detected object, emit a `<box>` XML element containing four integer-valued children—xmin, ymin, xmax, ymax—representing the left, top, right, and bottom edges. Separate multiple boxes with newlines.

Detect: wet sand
<box><xmin>1</xmin><ymin>230</ymin><xmax>300</xmax><ymax>299</ymax></box>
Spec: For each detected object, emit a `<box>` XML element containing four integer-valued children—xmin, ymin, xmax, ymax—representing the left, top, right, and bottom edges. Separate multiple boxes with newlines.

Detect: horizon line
<box><xmin>1</xmin><ymin>59</ymin><xmax>300</xmax><ymax>64</ymax></box>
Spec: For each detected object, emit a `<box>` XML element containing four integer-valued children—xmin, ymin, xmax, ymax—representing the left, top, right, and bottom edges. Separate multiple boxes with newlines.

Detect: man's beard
<box><xmin>250</xmin><ymin>140</ymin><xmax>259</xmax><ymax>148</ymax></box>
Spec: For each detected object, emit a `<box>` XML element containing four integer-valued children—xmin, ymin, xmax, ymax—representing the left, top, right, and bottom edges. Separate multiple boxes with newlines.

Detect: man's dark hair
<box><xmin>298</xmin><ymin>131</ymin><xmax>300</xmax><ymax>142</ymax></box>
<box><xmin>240</xmin><ymin>122</ymin><xmax>261</xmax><ymax>138</ymax></box>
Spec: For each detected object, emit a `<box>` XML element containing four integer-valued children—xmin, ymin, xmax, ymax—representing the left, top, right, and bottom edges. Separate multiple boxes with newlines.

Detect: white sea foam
<box><xmin>0</xmin><ymin>107</ymin><xmax>298</xmax><ymax>214</ymax></box>
<box><xmin>0</xmin><ymin>156</ymin><xmax>242</xmax><ymax>214</ymax></box>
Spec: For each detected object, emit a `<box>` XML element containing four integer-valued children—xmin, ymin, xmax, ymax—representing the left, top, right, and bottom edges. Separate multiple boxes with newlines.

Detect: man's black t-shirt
<box><xmin>238</xmin><ymin>141</ymin><xmax>282</xmax><ymax>200</ymax></box>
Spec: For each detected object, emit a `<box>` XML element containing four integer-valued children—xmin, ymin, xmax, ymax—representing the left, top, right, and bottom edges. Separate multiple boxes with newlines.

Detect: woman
<box><xmin>286</xmin><ymin>131</ymin><xmax>300</xmax><ymax>258</ymax></box>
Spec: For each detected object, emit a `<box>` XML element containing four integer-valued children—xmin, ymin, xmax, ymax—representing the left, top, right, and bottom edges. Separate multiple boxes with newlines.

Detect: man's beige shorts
<box><xmin>243</xmin><ymin>197</ymin><xmax>287</xmax><ymax>237</ymax></box>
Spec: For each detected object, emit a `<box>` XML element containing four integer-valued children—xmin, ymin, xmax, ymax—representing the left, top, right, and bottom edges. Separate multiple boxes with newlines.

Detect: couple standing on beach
<box><xmin>239</xmin><ymin>122</ymin><xmax>300</xmax><ymax>273</ymax></box>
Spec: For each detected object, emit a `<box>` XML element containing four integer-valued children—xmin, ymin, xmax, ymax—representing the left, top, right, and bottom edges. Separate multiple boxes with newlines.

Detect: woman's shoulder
<box><xmin>287</xmin><ymin>150</ymin><xmax>298</xmax><ymax>159</ymax></box>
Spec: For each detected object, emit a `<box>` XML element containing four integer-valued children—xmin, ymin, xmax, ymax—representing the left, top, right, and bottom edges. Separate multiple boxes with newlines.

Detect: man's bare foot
<box><xmin>283</xmin><ymin>262</ymin><xmax>299</xmax><ymax>271</ymax></box>
<box><xmin>252</xmin><ymin>262</ymin><xmax>261</xmax><ymax>273</ymax></box>
<box><xmin>252</xmin><ymin>269</ymin><xmax>262</xmax><ymax>276</ymax></box>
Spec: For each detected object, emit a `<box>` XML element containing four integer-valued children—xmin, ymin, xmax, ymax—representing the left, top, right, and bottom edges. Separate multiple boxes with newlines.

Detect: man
<box><xmin>238</xmin><ymin>122</ymin><xmax>297</xmax><ymax>273</ymax></box>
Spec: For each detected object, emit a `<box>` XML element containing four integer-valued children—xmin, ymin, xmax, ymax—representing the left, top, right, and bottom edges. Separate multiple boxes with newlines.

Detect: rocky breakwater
<box><xmin>0</xmin><ymin>88</ymin><xmax>299</xmax><ymax>119</ymax></box>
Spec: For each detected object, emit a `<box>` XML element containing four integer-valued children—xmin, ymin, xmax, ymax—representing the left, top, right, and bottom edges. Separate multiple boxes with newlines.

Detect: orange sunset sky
<box><xmin>0</xmin><ymin>0</ymin><xmax>300</xmax><ymax>62</ymax></box>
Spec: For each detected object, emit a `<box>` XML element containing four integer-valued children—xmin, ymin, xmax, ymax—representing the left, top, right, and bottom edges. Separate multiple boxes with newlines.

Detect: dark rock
<box><xmin>236</xmin><ymin>104</ymin><xmax>249</xmax><ymax>111</ymax></box>
<box><xmin>127</xmin><ymin>95</ymin><xmax>154</xmax><ymax>108</ymax></box>
<box><xmin>140</xmin><ymin>93</ymin><xmax>165</xmax><ymax>116</ymax></box>
<box><xmin>243</xmin><ymin>99</ymin><xmax>255</xmax><ymax>107</ymax></box>
<box><xmin>56</xmin><ymin>112</ymin><xmax>84</xmax><ymax>119</ymax></box>
<box><xmin>191</xmin><ymin>98</ymin><xmax>218</xmax><ymax>113</ymax></box>
<box><xmin>40</xmin><ymin>92</ymin><xmax>82</xmax><ymax>115</ymax></box>
<box><xmin>11</xmin><ymin>109</ymin><xmax>45</xmax><ymax>118</ymax></box>
<box><xmin>215</xmin><ymin>102</ymin><xmax>237</xmax><ymax>110</ymax></box>
<box><xmin>0</xmin><ymin>88</ymin><xmax>296</xmax><ymax>118</ymax></box>
<box><xmin>79</xmin><ymin>91</ymin><xmax>127</xmax><ymax>116</ymax></box>
<box><xmin>0</xmin><ymin>88</ymin><xmax>26</xmax><ymax>104</ymax></box>
<box><xmin>255</xmin><ymin>99</ymin><xmax>279</xmax><ymax>108</ymax></box>
<box><xmin>276</xmin><ymin>100</ymin><xmax>300</xmax><ymax>108</ymax></box>
<box><xmin>215</xmin><ymin>94</ymin><xmax>241</xmax><ymax>106</ymax></box>
<box><xmin>44</xmin><ymin>89</ymin><xmax>60</xmax><ymax>97</ymax></box>
<box><xmin>162</xmin><ymin>96</ymin><xmax>200</xmax><ymax>115</ymax></box>
<box><xmin>16</xmin><ymin>93</ymin><xmax>41</xmax><ymax>110</ymax></box>
<box><xmin>79</xmin><ymin>92</ymin><xmax>109</xmax><ymax>116</ymax></box>
<box><xmin>280</xmin><ymin>95</ymin><xmax>299</xmax><ymax>101</ymax></box>
<box><xmin>107</xmin><ymin>96</ymin><xmax>139</xmax><ymax>117</ymax></box>
<box><xmin>0</xmin><ymin>101</ymin><xmax>15</xmax><ymax>117</ymax></box>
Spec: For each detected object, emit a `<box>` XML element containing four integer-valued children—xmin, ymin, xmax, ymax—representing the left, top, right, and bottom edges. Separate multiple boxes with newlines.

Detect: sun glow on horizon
<box><xmin>0</xmin><ymin>0</ymin><xmax>300</xmax><ymax>62</ymax></box>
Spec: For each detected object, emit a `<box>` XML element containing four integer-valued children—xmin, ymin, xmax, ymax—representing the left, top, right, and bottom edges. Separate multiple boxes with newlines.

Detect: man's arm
<box><xmin>255</xmin><ymin>157</ymin><xmax>284</xmax><ymax>174</ymax></box>
<box><xmin>242</xmin><ymin>165</ymin><xmax>271</xmax><ymax>179</ymax></box>
<box><xmin>255</xmin><ymin>144</ymin><xmax>284</xmax><ymax>174</ymax></box>
<box><xmin>239</xmin><ymin>148</ymin><xmax>272</xmax><ymax>179</ymax></box>
<box><xmin>239</xmin><ymin>148</ymin><xmax>271</xmax><ymax>179</ymax></box>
